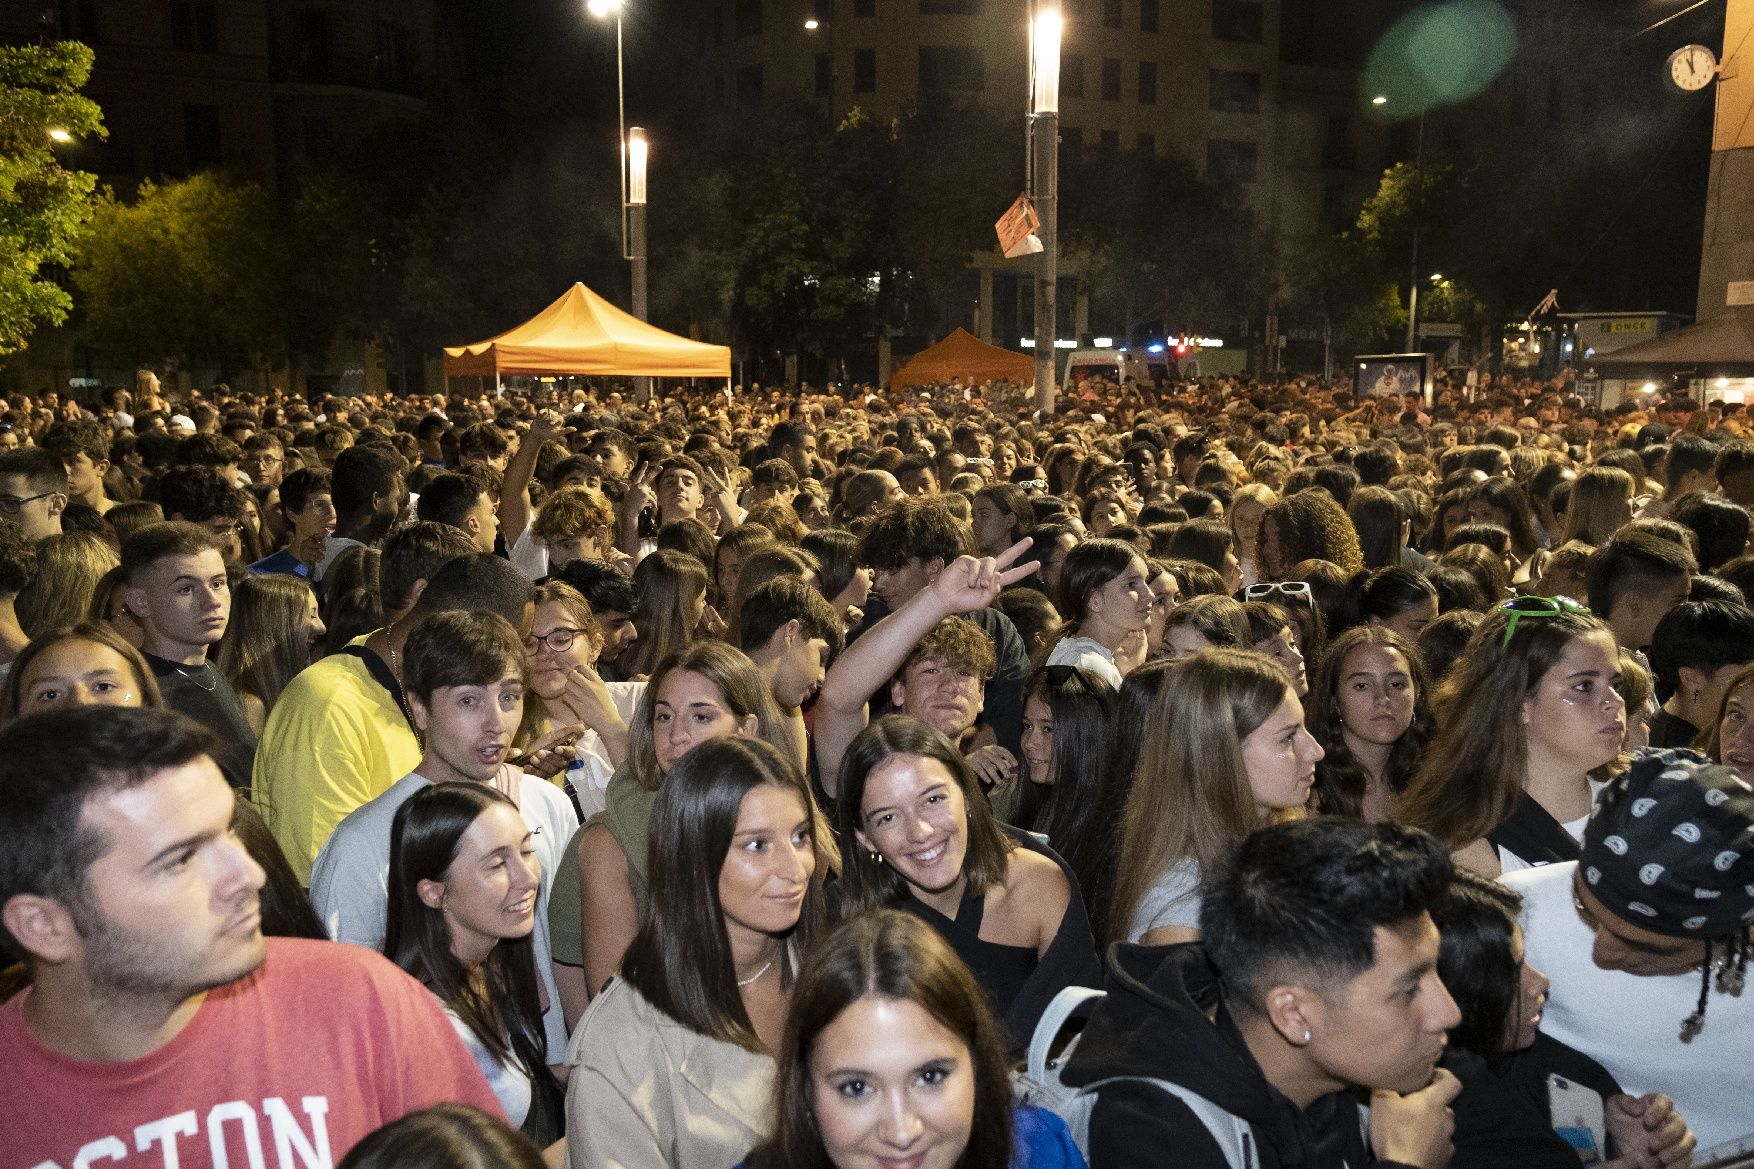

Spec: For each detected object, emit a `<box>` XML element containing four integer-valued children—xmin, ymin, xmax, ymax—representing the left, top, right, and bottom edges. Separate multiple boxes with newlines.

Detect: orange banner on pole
<box><xmin>995</xmin><ymin>192</ymin><xmax>1043</xmax><ymax>259</ymax></box>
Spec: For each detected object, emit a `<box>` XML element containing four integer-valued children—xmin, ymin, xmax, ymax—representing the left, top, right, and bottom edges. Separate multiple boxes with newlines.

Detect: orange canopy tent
<box><xmin>890</xmin><ymin>327</ymin><xmax>1034</xmax><ymax>390</ymax></box>
<box><xmin>442</xmin><ymin>282</ymin><xmax>731</xmax><ymax>379</ymax></box>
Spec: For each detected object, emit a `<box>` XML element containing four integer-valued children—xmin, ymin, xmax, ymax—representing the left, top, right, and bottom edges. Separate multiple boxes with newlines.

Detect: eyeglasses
<box><xmin>1244</xmin><ymin>581</ymin><xmax>1313</xmax><ymax>603</ymax></box>
<box><xmin>1499</xmin><ymin>594</ymin><xmax>1590</xmax><ymax>647</ymax></box>
<box><xmin>0</xmin><ymin>492</ymin><xmax>58</xmax><ymax>518</ymax></box>
<box><xmin>525</xmin><ymin>626</ymin><xmax>585</xmax><ymax>654</ymax></box>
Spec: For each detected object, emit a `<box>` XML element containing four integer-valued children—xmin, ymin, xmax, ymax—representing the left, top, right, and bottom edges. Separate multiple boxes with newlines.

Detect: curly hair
<box><xmin>1264</xmin><ymin>489</ymin><xmax>1363</xmax><ymax>577</ymax></box>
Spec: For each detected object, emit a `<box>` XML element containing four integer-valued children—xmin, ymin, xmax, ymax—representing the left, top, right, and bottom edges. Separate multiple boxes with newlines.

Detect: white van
<box><xmin>1062</xmin><ymin>349</ymin><xmax>1170</xmax><ymax>390</ymax></box>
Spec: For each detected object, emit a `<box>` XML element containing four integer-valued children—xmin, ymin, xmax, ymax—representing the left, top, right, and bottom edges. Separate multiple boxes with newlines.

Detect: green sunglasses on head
<box><xmin>1498</xmin><ymin>594</ymin><xmax>1591</xmax><ymax>648</ymax></box>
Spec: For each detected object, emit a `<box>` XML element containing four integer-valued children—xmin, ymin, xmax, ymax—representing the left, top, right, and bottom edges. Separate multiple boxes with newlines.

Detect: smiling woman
<box><xmin>834</xmin><ymin>715</ymin><xmax>1100</xmax><ymax>1051</ymax></box>
<box><xmin>736</xmin><ymin>910</ymin><xmax>1084</xmax><ymax>1169</ymax></box>
<box><xmin>385</xmin><ymin>782</ymin><xmax>562</xmax><ymax>1145</ymax></box>
<box><xmin>565</xmin><ymin>737</ymin><xmax>829</xmax><ymax>1169</ymax></box>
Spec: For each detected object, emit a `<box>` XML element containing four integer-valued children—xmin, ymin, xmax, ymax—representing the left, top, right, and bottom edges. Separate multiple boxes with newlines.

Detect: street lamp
<box><xmin>48</xmin><ymin>128</ymin><xmax>72</xmax><ymax>143</ymax></box>
<box><xmin>586</xmin><ymin>0</ymin><xmax>635</xmax><ymax>276</ymax></box>
<box><xmin>627</xmin><ymin>126</ymin><xmax>648</xmax><ymax>324</ymax></box>
<box><xmin>1030</xmin><ymin>4</ymin><xmax>1061</xmax><ymax>414</ymax></box>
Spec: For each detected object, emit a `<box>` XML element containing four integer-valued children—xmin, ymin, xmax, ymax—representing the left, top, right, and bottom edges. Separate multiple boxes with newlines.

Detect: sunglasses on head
<box><xmin>1244</xmin><ymin>581</ymin><xmax>1314</xmax><ymax>603</ymax></box>
<box><xmin>1042</xmin><ymin>664</ymin><xmax>1100</xmax><ymax>696</ymax></box>
<box><xmin>1498</xmin><ymin>594</ymin><xmax>1590</xmax><ymax>647</ymax></box>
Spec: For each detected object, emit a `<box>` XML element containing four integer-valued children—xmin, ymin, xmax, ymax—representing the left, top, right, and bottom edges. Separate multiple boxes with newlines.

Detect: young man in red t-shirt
<box><xmin>0</xmin><ymin>706</ymin><xmax>502</xmax><ymax>1169</ymax></box>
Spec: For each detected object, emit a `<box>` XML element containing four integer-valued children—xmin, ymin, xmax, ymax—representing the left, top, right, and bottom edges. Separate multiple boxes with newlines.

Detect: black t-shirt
<box><xmin>143</xmin><ymin>653</ymin><xmax>259</xmax><ymax>791</ymax></box>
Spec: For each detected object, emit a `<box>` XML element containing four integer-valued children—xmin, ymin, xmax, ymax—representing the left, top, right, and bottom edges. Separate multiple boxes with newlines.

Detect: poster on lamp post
<box><xmin>995</xmin><ymin>192</ymin><xmax>1044</xmax><ymax>259</ymax></box>
<box><xmin>1354</xmin><ymin>353</ymin><xmax>1433</xmax><ymax>406</ymax></box>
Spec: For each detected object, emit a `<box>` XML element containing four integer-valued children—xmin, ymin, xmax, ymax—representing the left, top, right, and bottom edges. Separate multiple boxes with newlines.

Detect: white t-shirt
<box><xmin>1126</xmin><ymin>857</ymin><xmax>1202</xmax><ymax>942</ymax></box>
<box><xmin>1503</xmin><ymin>860</ymin><xmax>1754</xmax><ymax>1156</ymax></box>
<box><xmin>447</xmin><ymin>1007</ymin><xmax>532</xmax><ymax>1128</ymax></box>
<box><xmin>1045</xmin><ymin>635</ymin><xmax>1124</xmax><ymax>690</ymax></box>
<box><xmin>563</xmin><ymin>679</ymin><xmax>646</xmax><ymax>820</ymax></box>
<box><xmin>309</xmin><ymin>765</ymin><xmax>580</xmax><ymax>1061</ymax></box>
<box><xmin>510</xmin><ymin>519</ymin><xmax>548</xmax><ymax>581</ymax></box>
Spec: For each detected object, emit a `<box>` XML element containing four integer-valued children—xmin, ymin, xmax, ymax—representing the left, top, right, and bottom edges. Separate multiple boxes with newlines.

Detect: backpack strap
<box><xmin>1027</xmin><ymin>985</ymin><xmax>1106</xmax><ymax>1082</ymax></box>
<box><xmin>1082</xmin><ymin>1075</ymin><xmax>1257</xmax><ymax>1169</ymax></box>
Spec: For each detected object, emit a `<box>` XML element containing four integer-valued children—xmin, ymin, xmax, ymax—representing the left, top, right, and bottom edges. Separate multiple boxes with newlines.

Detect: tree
<box><xmin>1060</xmin><ymin>147</ymin><xmax>1267</xmax><ymax>340</ymax></box>
<box><xmin>74</xmin><ymin>173</ymin><xmax>282</xmax><ymax>373</ymax></box>
<box><xmin>0</xmin><ymin>42</ymin><xmax>104</xmax><ymax>357</ymax></box>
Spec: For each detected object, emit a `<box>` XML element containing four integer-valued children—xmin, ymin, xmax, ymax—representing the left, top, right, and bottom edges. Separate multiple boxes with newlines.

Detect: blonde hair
<box><xmin>1561</xmin><ymin>466</ymin><xmax>1635</xmax><ymax>546</ymax></box>
<box><xmin>1108</xmin><ymin>648</ymin><xmax>1292</xmax><ymax>941</ymax></box>
<box><xmin>215</xmin><ymin>574</ymin><xmax>318</xmax><ymax>715</ymax></box>
<box><xmin>17</xmin><ymin>532</ymin><xmax>119</xmax><ymax>639</ymax></box>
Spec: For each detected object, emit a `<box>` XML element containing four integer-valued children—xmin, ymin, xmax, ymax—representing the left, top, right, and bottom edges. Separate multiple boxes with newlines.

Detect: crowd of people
<box><xmin>1</xmin><ymin>366</ymin><xmax>1752</xmax><ymax>1169</ymax></box>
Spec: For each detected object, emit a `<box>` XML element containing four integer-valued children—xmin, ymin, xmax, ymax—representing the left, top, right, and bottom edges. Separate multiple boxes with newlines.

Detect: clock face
<box><xmin>1667</xmin><ymin>44</ymin><xmax>1718</xmax><ymax>92</ymax></box>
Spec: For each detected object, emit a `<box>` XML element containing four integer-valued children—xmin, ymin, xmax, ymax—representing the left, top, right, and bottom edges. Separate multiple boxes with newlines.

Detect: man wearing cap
<box><xmin>1503</xmin><ymin>748</ymin><xmax>1754</xmax><ymax>1157</ymax></box>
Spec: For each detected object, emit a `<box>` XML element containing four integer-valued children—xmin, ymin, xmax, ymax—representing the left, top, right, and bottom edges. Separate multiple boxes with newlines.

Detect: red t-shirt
<box><xmin>1</xmin><ymin>938</ymin><xmax>503</xmax><ymax>1169</ymax></box>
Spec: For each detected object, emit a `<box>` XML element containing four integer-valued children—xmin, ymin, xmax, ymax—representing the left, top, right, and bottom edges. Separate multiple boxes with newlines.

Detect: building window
<box><xmin>1104</xmin><ymin>0</ymin><xmax>1122</xmax><ymax>27</ymax></box>
<box><xmin>1212</xmin><ymin>0</ymin><xmax>1263</xmax><ymax>43</ymax></box>
<box><xmin>735</xmin><ymin>0</ymin><xmax>761</xmax><ymax>38</ymax></box>
<box><xmin>1137</xmin><ymin>131</ymin><xmax>1155</xmax><ymax>154</ymax></box>
<box><xmin>1100</xmin><ymin>57</ymin><xmax>1120</xmax><ymax>102</ymax></box>
<box><xmin>919</xmin><ymin>45</ymin><xmax>985</xmax><ymax>92</ymax></box>
<box><xmin>1138</xmin><ymin>60</ymin><xmax>1157</xmax><ymax>104</ymax></box>
<box><xmin>169</xmin><ymin>3</ymin><xmax>218</xmax><ymax>53</ymax></box>
<box><xmin>376</xmin><ymin>22</ymin><xmax>416</xmax><ymax>92</ymax></box>
<box><xmin>853</xmin><ymin>48</ymin><xmax>876</xmax><ymax>92</ymax></box>
<box><xmin>184</xmin><ymin>103</ymin><xmax>223</xmax><ymax>171</ymax></box>
<box><xmin>1209</xmin><ymin>69</ymin><xmax>1260</xmax><ymax>113</ymax></box>
<box><xmin>57</xmin><ymin>0</ymin><xmax>99</xmax><ymax>40</ymax></box>
<box><xmin>855</xmin><ymin>0</ymin><xmax>876</xmax><ymax>13</ymax></box>
<box><xmin>735</xmin><ymin>64</ymin><xmax>763</xmax><ymax>106</ymax></box>
<box><xmin>1060</xmin><ymin>125</ymin><xmax>1083</xmax><ymax>158</ymax></box>
<box><xmin>816</xmin><ymin>53</ymin><xmax>833</xmax><ymax>96</ymax></box>
<box><xmin>1062</xmin><ymin>53</ymin><xmax>1085</xmax><ymax>99</ymax></box>
<box><xmin>813</xmin><ymin>0</ymin><xmax>832</xmax><ymax>21</ymax></box>
<box><xmin>921</xmin><ymin>0</ymin><xmax>982</xmax><ymax>13</ymax></box>
<box><xmin>1207</xmin><ymin>138</ymin><xmax>1258</xmax><ymax>183</ymax></box>
<box><xmin>1321</xmin><ymin>112</ymin><xmax>1353</xmax><ymax>169</ymax></box>
<box><xmin>1100</xmin><ymin>129</ymin><xmax>1119</xmax><ymax>153</ymax></box>
<box><xmin>1140</xmin><ymin>0</ymin><xmax>1159</xmax><ymax>32</ymax></box>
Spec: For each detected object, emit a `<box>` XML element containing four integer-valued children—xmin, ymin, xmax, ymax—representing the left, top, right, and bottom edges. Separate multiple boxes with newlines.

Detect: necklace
<box><xmin>172</xmin><ymin>663</ymin><xmax>217</xmax><ymax>691</ymax></box>
<box><xmin>735</xmin><ymin>958</ymin><xmax>774</xmax><ymax>988</ymax></box>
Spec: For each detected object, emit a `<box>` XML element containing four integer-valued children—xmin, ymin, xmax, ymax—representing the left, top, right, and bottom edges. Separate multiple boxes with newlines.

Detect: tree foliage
<box><xmin>74</xmin><ymin>173</ymin><xmax>281</xmax><ymax>371</ymax></box>
<box><xmin>0</xmin><ymin>42</ymin><xmax>104</xmax><ymax>356</ymax></box>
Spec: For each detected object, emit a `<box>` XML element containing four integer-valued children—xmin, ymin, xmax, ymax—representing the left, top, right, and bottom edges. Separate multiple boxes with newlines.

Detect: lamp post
<box><xmin>588</xmin><ymin>0</ymin><xmax>655</xmax><ymax>399</ymax></box>
<box><xmin>1030</xmin><ymin>4</ymin><xmax>1061</xmax><ymax>415</ymax></box>
<box><xmin>1403</xmin><ymin>111</ymin><xmax>1426</xmax><ymax>352</ymax></box>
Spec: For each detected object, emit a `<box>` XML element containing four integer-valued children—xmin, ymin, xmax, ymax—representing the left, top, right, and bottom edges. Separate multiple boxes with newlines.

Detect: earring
<box><xmin>1301</xmin><ymin>1030</ymin><xmax>1311</xmax><ymax>1043</ymax></box>
<box><xmin>870</xmin><ymin>851</ymin><xmax>883</xmax><ymax>865</ymax></box>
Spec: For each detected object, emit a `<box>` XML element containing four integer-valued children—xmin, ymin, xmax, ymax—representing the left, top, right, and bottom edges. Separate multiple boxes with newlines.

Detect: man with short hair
<box><xmin>241</xmin><ymin>433</ymin><xmax>286</xmax><ymax>489</ymax></box>
<box><xmin>156</xmin><ymin>466</ymin><xmax>249</xmax><ymax>563</ymax></box>
<box><xmin>739</xmin><ymin>576</ymin><xmax>844</xmax><ymax>767</ymax></box>
<box><xmin>0</xmin><ymin>446</ymin><xmax>68</xmax><ymax>542</ymax></box>
<box><xmin>1646</xmin><ymin>600</ymin><xmax>1754</xmax><ymax>748</ymax></box>
<box><xmin>749</xmin><ymin>457</ymin><xmax>801</xmax><ymax>507</ymax></box>
<box><xmin>769</xmin><ymin>419</ymin><xmax>817</xmax><ymax>478</ymax></box>
<box><xmin>1585</xmin><ymin>530</ymin><xmax>1697</xmax><ymax>655</ymax></box>
<box><xmin>1504</xmin><ymin>749</ymin><xmax>1754</xmax><ymax>1155</ymax></box>
<box><xmin>249</xmin><ymin>466</ymin><xmax>334</xmax><ymax>578</ymax></box>
<box><xmin>122</xmin><ymin>523</ymin><xmax>257</xmax><ymax>789</ymax></box>
<box><xmin>816</xmin><ymin>538</ymin><xmax>1029</xmax><ymax>794</ymax></box>
<box><xmin>419</xmin><ymin>471</ymin><xmax>498</xmax><ymax>553</ymax></box>
<box><xmin>1712</xmin><ymin>440</ymin><xmax>1754</xmax><ymax>509</ymax></box>
<box><xmin>310</xmin><ymin>611</ymin><xmax>577</xmax><ymax>1061</ymax></box>
<box><xmin>256</xmin><ymin>544</ymin><xmax>532</xmax><ymax>883</ymax></box>
<box><xmin>555</xmin><ymin>558</ymin><xmax>639</xmax><ymax>676</ymax></box>
<box><xmin>43</xmin><ymin>416</ymin><xmax>117</xmax><ymax>515</ymax></box>
<box><xmin>319</xmin><ymin>444</ymin><xmax>408</xmax><ymax>580</ymax></box>
<box><xmin>857</xmin><ymin>496</ymin><xmax>1030</xmax><ymax>753</ymax></box>
<box><xmin>1063</xmin><ymin>818</ymin><xmax>1465</xmax><ymax>1169</ymax></box>
<box><xmin>1639</xmin><ymin>433</ymin><xmax>1720</xmax><ymax>520</ymax></box>
<box><xmin>0</xmin><ymin>707</ymin><xmax>501</xmax><ymax>1165</ymax></box>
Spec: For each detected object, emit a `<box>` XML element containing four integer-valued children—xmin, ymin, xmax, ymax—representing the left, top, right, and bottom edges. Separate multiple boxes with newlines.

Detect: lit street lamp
<box><xmin>628</xmin><ymin>125</ymin><xmax>648</xmax><ymax>325</ymax></box>
<box><xmin>586</xmin><ymin>0</ymin><xmax>638</xmax><ymax>299</ymax></box>
<box><xmin>48</xmin><ymin>128</ymin><xmax>72</xmax><ymax>143</ymax></box>
<box><xmin>1030</xmin><ymin>4</ymin><xmax>1061</xmax><ymax>415</ymax></box>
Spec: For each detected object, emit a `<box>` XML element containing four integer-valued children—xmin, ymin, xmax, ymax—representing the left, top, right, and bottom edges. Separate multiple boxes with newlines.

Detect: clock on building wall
<box><xmin>1666</xmin><ymin>44</ymin><xmax>1719</xmax><ymax>93</ymax></box>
